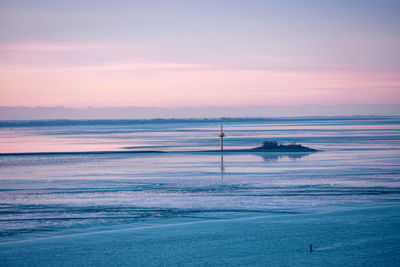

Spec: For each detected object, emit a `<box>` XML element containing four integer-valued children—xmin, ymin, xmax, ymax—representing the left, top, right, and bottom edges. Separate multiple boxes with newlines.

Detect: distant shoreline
<box><xmin>1</xmin><ymin>115</ymin><xmax>399</xmax><ymax>128</ymax></box>
<box><xmin>1</xmin><ymin>105</ymin><xmax>399</xmax><ymax>120</ymax></box>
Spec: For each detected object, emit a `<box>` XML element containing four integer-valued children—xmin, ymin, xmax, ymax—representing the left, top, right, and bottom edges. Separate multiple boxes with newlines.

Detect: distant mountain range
<box><xmin>0</xmin><ymin>105</ymin><xmax>399</xmax><ymax>120</ymax></box>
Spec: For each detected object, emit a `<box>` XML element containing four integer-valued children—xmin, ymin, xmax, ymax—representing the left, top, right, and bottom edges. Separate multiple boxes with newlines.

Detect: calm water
<box><xmin>0</xmin><ymin>117</ymin><xmax>400</xmax><ymax>242</ymax></box>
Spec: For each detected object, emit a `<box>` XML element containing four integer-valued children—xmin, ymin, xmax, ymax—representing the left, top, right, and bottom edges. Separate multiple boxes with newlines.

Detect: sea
<box><xmin>0</xmin><ymin>116</ymin><xmax>399</xmax><ymax>265</ymax></box>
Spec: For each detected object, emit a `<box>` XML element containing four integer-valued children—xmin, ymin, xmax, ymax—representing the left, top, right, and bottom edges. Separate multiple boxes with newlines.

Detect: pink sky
<box><xmin>1</xmin><ymin>42</ymin><xmax>399</xmax><ymax>108</ymax></box>
<box><xmin>1</xmin><ymin>1</ymin><xmax>399</xmax><ymax>108</ymax></box>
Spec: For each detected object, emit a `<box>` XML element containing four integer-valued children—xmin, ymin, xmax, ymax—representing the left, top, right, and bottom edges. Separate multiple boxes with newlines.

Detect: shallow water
<box><xmin>0</xmin><ymin>117</ymin><xmax>400</xmax><ymax>242</ymax></box>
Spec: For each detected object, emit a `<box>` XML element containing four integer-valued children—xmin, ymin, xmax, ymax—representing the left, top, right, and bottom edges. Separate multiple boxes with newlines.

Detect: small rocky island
<box><xmin>250</xmin><ymin>141</ymin><xmax>317</xmax><ymax>152</ymax></box>
<box><xmin>214</xmin><ymin>141</ymin><xmax>317</xmax><ymax>153</ymax></box>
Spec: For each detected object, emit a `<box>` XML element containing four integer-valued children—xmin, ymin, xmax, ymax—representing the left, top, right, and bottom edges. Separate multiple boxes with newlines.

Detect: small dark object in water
<box><xmin>309</xmin><ymin>243</ymin><xmax>312</xmax><ymax>253</ymax></box>
<box><xmin>252</xmin><ymin>141</ymin><xmax>317</xmax><ymax>152</ymax></box>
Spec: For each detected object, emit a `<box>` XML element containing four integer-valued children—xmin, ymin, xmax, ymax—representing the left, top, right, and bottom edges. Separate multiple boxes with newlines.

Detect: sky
<box><xmin>0</xmin><ymin>0</ymin><xmax>399</xmax><ymax>108</ymax></box>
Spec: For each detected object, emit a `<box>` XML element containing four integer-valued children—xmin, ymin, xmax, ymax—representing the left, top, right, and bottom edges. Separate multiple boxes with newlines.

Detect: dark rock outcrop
<box><xmin>250</xmin><ymin>141</ymin><xmax>317</xmax><ymax>152</ymax></box>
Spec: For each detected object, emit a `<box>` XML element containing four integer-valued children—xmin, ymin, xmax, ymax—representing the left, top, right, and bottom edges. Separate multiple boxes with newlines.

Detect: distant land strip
<box><xmin>0</xmin><ymin>150</ymin><xmax>167</xmax><ymax>157</ymax></box>
<box><xmin>0</xmin><ymin>150</ymin><xmax>317</xmax><ymax>157</ymax></box>
<box><xmin>0</xmin><ymin>116</ymin><xmax>398</xmax><ymax>127</ymax></box>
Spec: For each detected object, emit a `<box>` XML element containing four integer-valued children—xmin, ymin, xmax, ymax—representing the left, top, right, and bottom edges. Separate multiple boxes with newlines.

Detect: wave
<box><xmin>0</xmin><ymin>204</ymin><xmax>296</xmax><ymax>239</ymax></box>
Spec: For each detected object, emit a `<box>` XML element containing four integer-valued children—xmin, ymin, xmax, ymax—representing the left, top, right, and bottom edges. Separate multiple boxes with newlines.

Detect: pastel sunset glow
<box><xmin>0</xmin><ymin>0</ymin><xmax>399</xmax><ymax>108</ymax></box>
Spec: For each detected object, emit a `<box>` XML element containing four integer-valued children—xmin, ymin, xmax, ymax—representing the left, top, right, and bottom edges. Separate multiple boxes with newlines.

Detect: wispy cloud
<box><xmin>0</xmin><ymin>41</ymin><xmax>399</xmax><ymax>107</ymax></box>
<box><xmin>0</xmin><ymin>43</ymin><xmax>115</xmax><ymax>51</ymax></box>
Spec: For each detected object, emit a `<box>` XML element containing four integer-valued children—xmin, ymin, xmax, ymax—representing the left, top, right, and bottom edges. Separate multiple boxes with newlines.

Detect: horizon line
<box><xmin>1</xmin><ymin>104</ymin><xmax>400</xmax><ymax>109</ymax></box>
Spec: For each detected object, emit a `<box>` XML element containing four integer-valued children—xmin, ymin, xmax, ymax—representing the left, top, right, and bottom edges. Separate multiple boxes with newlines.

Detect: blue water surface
<box><xmin>0</xmin><ymin>117</ymin><xmax>399</xmax><ymax>243</ymax></box>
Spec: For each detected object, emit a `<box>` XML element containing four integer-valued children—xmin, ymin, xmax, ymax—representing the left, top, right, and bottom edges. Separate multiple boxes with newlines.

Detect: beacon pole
<box><xmin>219</xmin><ymin>124</ymin><xmax>225</xmax><ymax>182</ymax></box>
<box><xmin>219</xmin><ymin>124</ymin><xmax>225</xmax><ymax>152</ymax></box>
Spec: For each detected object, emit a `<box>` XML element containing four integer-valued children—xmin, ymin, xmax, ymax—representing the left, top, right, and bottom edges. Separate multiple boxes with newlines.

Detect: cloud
<box><xmin>0</xmin><ymin>43</ymin><xmax>114</xmax><ymax>51</ymax></box>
